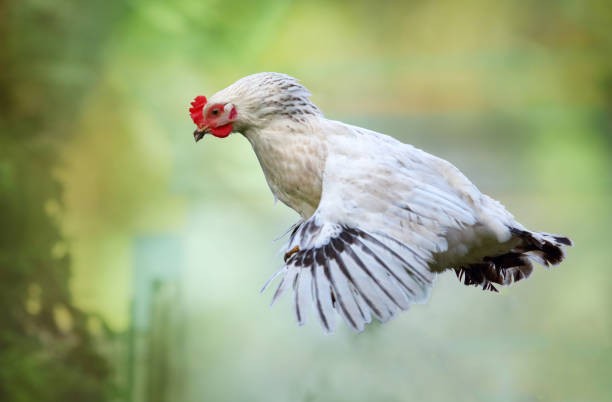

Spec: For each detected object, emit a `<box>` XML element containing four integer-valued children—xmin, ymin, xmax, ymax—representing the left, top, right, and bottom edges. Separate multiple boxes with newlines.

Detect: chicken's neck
<box><xmin>243</xmin><ymin>120</ymin><xmax>327</xmax><ymax>219</ymax></box>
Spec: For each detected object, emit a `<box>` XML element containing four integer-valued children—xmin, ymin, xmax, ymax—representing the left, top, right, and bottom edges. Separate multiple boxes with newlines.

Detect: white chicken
<box><xmin>189</xmin><ymin>72</ymin><xmax>572</xmax><ymax>332</ymax></box>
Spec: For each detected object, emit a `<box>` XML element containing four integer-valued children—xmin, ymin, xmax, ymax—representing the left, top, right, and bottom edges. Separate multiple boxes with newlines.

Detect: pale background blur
<box><xmin>1</xmin><ymin>1</ymin><xmax>610</xmax><ymax>401</ymax></box>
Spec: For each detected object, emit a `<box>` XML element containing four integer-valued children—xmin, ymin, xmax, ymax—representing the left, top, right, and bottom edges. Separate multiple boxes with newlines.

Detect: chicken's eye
<box><xmin>211</xmin><ymin>108</ymin><xmax>220</xmax><ymax>116</ymax></box>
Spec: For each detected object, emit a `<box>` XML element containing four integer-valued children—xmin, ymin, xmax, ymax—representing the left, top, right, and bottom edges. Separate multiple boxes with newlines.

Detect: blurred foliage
<box><xmin>1</xmin><ymin>0</ymin><xmax>611</xmax><ymax>401</ymax></box>
<box><xmin>0</xmin><ymin>0</ymin><xmax>128</xmax><ymax>400</ymax></box>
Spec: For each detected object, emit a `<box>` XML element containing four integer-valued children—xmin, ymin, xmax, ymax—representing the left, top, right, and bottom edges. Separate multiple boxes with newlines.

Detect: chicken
<box><xmin>189</xmin><ymin>72</ymin><xmax>572</xmax><ymax>332</ymax></box>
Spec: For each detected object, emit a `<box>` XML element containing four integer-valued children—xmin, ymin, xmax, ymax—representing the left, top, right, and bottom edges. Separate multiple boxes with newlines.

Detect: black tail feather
<box><xmin>455</xmin><ymin>228</ymin><xmax>572</xmax><ymax>292</ymax></box>
<box><xmin>552</xmin><ymin>235</ymin><xmax>572</xmax><ymax>246</ymax></box>
<box><xmin>509</xmin><ymin>228</ymin><xmax>571</xmax><ymax>266</ymax></box>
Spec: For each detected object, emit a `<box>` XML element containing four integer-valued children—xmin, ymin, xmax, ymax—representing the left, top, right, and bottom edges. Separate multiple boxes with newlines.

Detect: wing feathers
<box><xmin>294</xmin><ymin>268</ymin><xmax>312</xmax><ymax>326</ymax></box>
<box><xmin>264</xmin><ymin>220</ymin><xmax>435</xmax><ymax>332</ymax></box>
<box><xmin>327</xmin><ymin>258</ymin><xmax>366</xmax><ymax>331</ymax></box>
<box><xmin>364</xmin><ymin>233</ymin><xmax>433</xmax><ymax>297</ymax></box>
<box><xmin>333</xmin><ymin>245</ymin><xmax>385</xmax><ymax>321</ymax></box>
<box><xmin>312</xmin><ymin>264</ymin><xmax>335</xmax><ymax>332</ymax></box>
<box><xmin>354</xmin><ymin>239</ymin><xmax>413</xmax><ymax>308</ymax></box>
<box><xmin>270</xmin><ymin>267</ymin><xmax>295</xmax><ymax>306</ymax></box>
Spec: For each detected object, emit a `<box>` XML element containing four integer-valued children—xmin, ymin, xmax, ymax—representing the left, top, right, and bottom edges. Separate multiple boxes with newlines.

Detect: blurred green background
<box><xmin>1</xmin><ymin>0</ymin><xmax>611</xmax><ymax>401</ymax></box>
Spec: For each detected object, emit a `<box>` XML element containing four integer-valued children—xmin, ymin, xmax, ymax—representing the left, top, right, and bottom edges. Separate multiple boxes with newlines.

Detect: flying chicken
<box><xmin>189</xmin><ymin>72</ymin><xmax>572</xmax><ymax>332</ymax></box>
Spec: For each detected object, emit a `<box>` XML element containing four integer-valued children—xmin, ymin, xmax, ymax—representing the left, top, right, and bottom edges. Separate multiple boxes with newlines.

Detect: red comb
<box><xmin>189</xmin><ymin>95</ymin><xmax>207</xmax><ymax>126</ymax></box>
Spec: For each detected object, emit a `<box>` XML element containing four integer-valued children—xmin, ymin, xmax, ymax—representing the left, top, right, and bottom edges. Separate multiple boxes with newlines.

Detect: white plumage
<box><xmin>192</xmin><ymin>72</ymin><xmax>572</xmax><ymax>332</ymax></box>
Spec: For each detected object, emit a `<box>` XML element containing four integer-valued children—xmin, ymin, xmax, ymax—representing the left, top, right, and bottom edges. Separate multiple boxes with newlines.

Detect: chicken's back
<box><xmin>321</xmin><ymin>121</ymin><xmax>523</xmax><ymax>270</ymax></box>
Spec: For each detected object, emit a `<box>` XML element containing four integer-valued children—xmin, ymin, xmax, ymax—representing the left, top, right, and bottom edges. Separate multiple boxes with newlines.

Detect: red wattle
<box><xmin>209</xmin><ymin>123</ymin><xmax>233</xmax><ymax>138</ymax></box>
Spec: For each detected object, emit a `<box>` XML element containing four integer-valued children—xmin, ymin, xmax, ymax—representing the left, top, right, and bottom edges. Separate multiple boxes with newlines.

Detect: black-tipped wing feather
<box><xmin>262</xmin><ymin>220</ymin><xmax>435</xmax><ymax>332</ymax></box>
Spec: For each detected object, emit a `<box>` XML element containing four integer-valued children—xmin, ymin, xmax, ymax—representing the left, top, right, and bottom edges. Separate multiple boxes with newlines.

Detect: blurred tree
<box><xmin>0</xmin><ymin>1</ymin><xmax>129</xmax><ymax>401</ymax></box>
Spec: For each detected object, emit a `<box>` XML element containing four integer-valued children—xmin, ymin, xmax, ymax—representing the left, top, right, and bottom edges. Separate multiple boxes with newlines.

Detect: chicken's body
<box><xmin>245</xmin><ymin>118</ymin><xmax>326</xmax><ymax>218</ymax></box>
<box><xmin>191</xmin><ymin>72</ymin><xmax>572</xmax><ymax>332</ymax></box>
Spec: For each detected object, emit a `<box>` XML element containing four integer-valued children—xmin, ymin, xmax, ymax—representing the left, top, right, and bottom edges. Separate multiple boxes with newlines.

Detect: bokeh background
<box><xmin>1</xmin><ymin>0</ymin><xmax>611</xmax><ymax>401</ymax></box>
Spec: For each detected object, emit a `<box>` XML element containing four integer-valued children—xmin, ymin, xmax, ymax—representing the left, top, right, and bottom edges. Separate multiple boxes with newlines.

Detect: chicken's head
<box><xmin>189</xmin><ymin>95</ymin><xmax>238</xmax><ymax>142</ymax></box>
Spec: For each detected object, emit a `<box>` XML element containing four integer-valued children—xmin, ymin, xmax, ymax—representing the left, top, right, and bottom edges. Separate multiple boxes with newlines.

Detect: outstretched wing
<box><xmin>263</xmin><ymin>219</ymin><xmax>435</xmax><ymax>332</ymax></box>
<box><xmin>263</xmin><ymin>123</ymin><xmax>483</xmax><ymax>332</ymax></box>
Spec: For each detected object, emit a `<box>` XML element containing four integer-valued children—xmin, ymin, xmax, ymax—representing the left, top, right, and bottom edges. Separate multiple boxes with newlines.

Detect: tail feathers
<box><xmin>510</xmin><ymin>228</ymin><xmax>573</xmax><ymax>266</ymax></box>
<box><xmin>455</xmin><ymin>228</ymin><xmax>572</xmax><ymax>292</ymax></box>
<box><xmin>454</xmin><ymin>255</ymin><xmax>533</xmax><ymax>292</ymax></box>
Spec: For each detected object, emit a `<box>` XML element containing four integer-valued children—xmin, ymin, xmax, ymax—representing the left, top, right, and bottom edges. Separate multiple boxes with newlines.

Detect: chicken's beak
<box><xmin>193</xmin><ymin>127</ymin><xmax>207</xmax><ymax>143</ymax></box>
